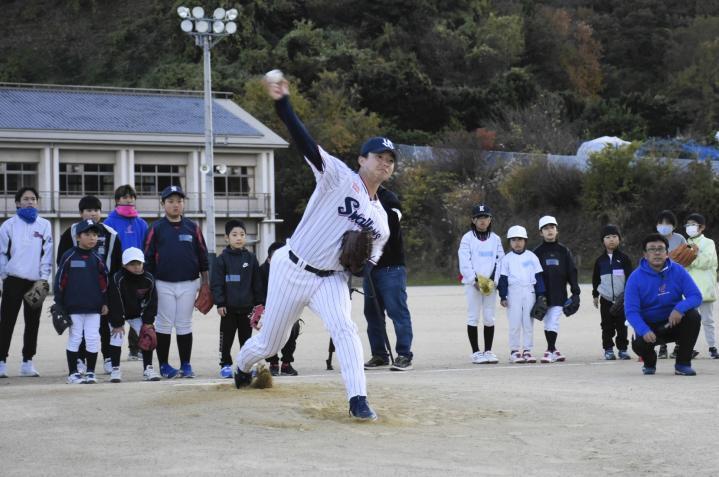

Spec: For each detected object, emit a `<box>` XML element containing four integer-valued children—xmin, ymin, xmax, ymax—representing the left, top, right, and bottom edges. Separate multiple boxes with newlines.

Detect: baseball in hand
<box><xmin>264</xmin><ymin>69</ymin><xmax>284</xmax><ymax>84</ymax></box>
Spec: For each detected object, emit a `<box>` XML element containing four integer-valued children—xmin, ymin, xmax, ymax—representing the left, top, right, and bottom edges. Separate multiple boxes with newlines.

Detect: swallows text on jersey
<box><xmin>337</xmin><ymin>197</ymin><xmax>381</xmax><ymax>239</ymax></box>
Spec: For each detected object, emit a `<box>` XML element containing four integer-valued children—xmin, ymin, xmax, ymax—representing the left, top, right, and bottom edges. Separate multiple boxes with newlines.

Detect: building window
<box><xmin>135</xmin><ymin>164</ymin><xmax>185</xmax><ymax>196</ymax></box>
<box><xmin>0</xmin><ymin>163</ymin><xmax>37</xmax><ymax>194</ymax></box>
<box><xmin>214</xmin><ymin>166</ymin><xmax>254</xmax><ymax>196</ymax></box>
<box><xmin>59</xmin><ymin>163</ymin><xmax>114</xmax><ymax>196</ymax></box>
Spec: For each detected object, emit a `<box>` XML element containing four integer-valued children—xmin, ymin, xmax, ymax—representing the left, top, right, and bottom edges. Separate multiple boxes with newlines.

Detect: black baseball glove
<box><xmin>339</xmin><ymin>230</ymin><xmax>373</xmax><ymax>276</ymax></box>
<box><xmin>51</xmin><ymin>304</ymin><xmax>72</xmax><ymax>335</ymax></box>
<box><xmin>563</xmin><ymin>294</ymin><xmax>580</xmax><ymax>317</ymax></box>
<box><xmin>530</xmin><ymin>295</ymin><xmax>548</xmax><ymax>321</ymax></box>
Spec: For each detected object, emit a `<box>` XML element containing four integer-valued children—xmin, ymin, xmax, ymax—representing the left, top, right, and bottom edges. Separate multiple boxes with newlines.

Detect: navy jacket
<box><xmin>144</xmin><ymin>217</ymin><xmax>209</xmax><ymax>282</ymax></box>
<box><xmin>533</xmin><ymin>241</ymin><xmax>581</xmax><ymax>307</ymax></box>
<box><xmin>108</xmin><ymin>269</ymin><xmax>157</xmax><ymax>328</ymax></box>
<box><xmin>55</xmin><ymin>246</ymin><xmax>108</xmax><ymax>314</ymax></box>
<box><xmin>210</xmin><ymin>247</ymin><xmax>265</xmax><ymax>310</ymax></box>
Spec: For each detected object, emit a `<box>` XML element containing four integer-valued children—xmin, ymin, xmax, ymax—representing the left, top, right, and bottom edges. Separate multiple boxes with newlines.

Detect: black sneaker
<box><xmin>349</xmin><ymin>395</ymin><xmax>378</xmax><ymax>421</ymax></box>
<box><xmin>280</xmin><ymin>363</ymin><xmax>298</xmax><ymax>376</ymax></box>
<box><xmin>233</xmin><ymin>367</ymin><xmax>252</xmax><ymax>389</ymax></box>
<box><xmin>269</xmin><ymin>364</ymin><xmax>280</xmax><ymax>376</ymax></box>
<box><xmin>658</xmin><ymin>345</ymin><xmax>668</xmax><ymax>359</ymax></box>
<box><xmin>364</xmin><ymin>355</ymin><xmax>390</xmax><ymax>369</ymax></box>
<box><xmin>390</xmin><ymin>355</ymin><xmax>413</xmax><ymax>371</ymax></box>
<box><xmin>670</xmin><ymin>347</ymin><xmax>677</xmax><ymax>359</ymax></box>
<box><xmin>710</xmin><ymin>347</ymin><xmax>719</xmax><ymax>359</ymax></box>
<box><xmin>692</xmin><ymin>349</ymin><xmax>700</xmax><ymax>359</ymax></box>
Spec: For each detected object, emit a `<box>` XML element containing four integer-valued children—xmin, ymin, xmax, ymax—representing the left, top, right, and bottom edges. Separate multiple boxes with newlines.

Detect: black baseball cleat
<box><xmin>233</xmin><ymin>367</ymin><xmax>252</xmax><ymax>389</ymax></box>
<box><xmin>280</xmin><ymin>363</ymin><xmax>299</xmax><ymax>376</ymax></box>
<box><xmin>349</xmin><ymin>395</ymin><xmax>378</xmax><ymax>421</ymax></box>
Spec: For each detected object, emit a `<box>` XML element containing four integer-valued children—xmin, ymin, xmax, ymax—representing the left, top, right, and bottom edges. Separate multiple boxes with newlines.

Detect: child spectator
<box><xmin>533</xmin><ymin>216</ymin><xmax>581</xmax><ymax>363</ymax></box>
<box><xmin>107</xmin><ymin>247</ymin><xmax>160</xmax><ymax>382</ymax></box>
<box><xmin>56</xmin><ymin>195</ymin><xmax>122</xmax><ymax>375</ymax></box>
<box><xmin>591</xmin><ymin>225</ymin><xmax>633</xmax><ymax>360</ymax></box>
<box><xmin>55</xmin><ymin>220</ymin><xmax>109</xmax><ymax>384</ymax></box>
<box><xmin>498</xmin><ymin>226</ymin><xmax>545</xmax><ymax>364</ymax></box>
<box><xmin>104</xmin><ymin>185</ymin><xmax>149</xmax><ymax>360</ymax></box>
<box><xmin>684</xmin><ymin>213</ymin><xmax>718</xmax><ymax>359</ymax></box>
<box><xmin>210</xmin><ymin>220</ymin><xmax>264</xmax><ymax>378</ymax></box>
<box><xmin>144</xmin><ymin>185</ymin><xmax>209</xmax><ymax>379</ymax></box>
<box><xmin>458</xmin><ymin>204</ymin><xmax>504</xmax><ymax>364</ymax></box>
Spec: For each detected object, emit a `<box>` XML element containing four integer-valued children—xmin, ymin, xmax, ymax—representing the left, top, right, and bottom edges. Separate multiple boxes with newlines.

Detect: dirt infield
<box><xmin>1</xmin><ymin>284</ymin><xmax>716</xmax><ymax>476</ymax></box>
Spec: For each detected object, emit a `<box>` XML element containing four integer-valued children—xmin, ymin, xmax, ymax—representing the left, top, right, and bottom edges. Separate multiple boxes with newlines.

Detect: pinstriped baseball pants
<box><xmin>236</xmin><ymin>246</ymin><xmax>366</xmax><ymax>399</ymax></box>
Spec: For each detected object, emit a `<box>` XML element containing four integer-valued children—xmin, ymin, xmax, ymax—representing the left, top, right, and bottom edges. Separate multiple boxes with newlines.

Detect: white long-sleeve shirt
<box><xmin>458</xmin><ymin>230</ymin><xmax>505</xmax><ymax>285</ymax></box>
<box><xmin>0</xmin><ymin>215</ymin><xmax>53</xmax><ymax>281</ymax></box>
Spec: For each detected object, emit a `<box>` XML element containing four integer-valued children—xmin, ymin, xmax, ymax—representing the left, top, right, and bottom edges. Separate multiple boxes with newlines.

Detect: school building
<box><xmin>0</xmin><ymin>82</ymin><xmax>287</xmax><ymax>261</ymax></box>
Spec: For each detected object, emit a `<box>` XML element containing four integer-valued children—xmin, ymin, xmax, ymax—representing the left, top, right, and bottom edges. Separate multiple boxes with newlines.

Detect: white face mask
<box><xmin>686</xmin><ymin>225</ymin><xmax>700</xmax><ymax>238</ymax></box>
<box><xmin>656</xmin><ymin>224</ymin><xmax>673</xmax><ymax>236</ymax></box>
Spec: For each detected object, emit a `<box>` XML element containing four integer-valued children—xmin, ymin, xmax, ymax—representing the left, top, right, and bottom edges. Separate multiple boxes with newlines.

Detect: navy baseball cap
<box><xmin>360</xmin><ymin>137</ymin><xmax>397</xmax><ymax>158</ymax></box>
<box><xmin>76</xmin><ymin>219</ymin><xmax>102</xmax><ymax>235</ymax></box>
<box><xmin>161</xmin><ymin>185</ymin><xmax>186</xmax><ymax>200</ymax></box>
<box><xmin>472</xmin><ymin>204</ymin><xmax>492</xmax><ymax>217</ymax></box>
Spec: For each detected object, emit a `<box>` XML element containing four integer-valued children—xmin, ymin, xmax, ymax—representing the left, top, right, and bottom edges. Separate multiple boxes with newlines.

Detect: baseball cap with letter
<box><xmin>538</xmin><ymin>215</ymin><xmax>558</xmax><ymax>230</ymax></box>
<box><xmin>472</xmin><ymin>204</ymin><xmax>492</xmax><ymax>218</ymax></box>
<box><xmin>360</xmin><ymin>137</ymin><xmax>397</xmax><ymax>158</ymax></box>
<box><xmin>122</xmin><ymin>247</ymin><xmax>145</xmax><ymax>265</ymax></box>
<box><xmin>161</xmin><ymin>185</ymin><xmax>186</xmax><ymax>200</ymax></box>
<box><xmin>75</xmin><ymin>219</ymin><xmax>102</xmax><ymax>235</ymax></box>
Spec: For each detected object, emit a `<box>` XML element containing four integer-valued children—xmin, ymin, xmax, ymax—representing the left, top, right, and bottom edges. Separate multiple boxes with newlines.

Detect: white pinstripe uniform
<box><xmin>236</xmin><ymin>147</ymin><xmax>389</xmax><ymax>399</ymax></box>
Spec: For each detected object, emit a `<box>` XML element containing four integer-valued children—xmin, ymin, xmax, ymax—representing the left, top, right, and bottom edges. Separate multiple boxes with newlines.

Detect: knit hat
<box><xmin>601</xmin><ymin>224</ymin><xmax>621</xmax><ymax>241</ymax></box>
<box><xmin>78</xmin><ymin>195</ymin><xmax>102</xmax><ymax>212</ymax></box>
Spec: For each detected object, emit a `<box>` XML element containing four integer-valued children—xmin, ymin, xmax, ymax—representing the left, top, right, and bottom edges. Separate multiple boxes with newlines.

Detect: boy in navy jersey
<box><xmin>55</xmin><ymin>220</ymin><xmax>109</xmax><ymax>384</ymax></box>
<box><xmin>144</xmin><ymin>186</ymin><xmax>209</xmax><ymax>379</ymax></box>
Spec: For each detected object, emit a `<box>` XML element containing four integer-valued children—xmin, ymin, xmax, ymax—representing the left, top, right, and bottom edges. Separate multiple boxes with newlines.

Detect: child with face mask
<box><xmin>684</xmin><ymin>213</ymin><xmax>718</xmax><ymax>359</ymax></box>
<box><xmin>655</xmin><ymin>210</ymin><xmax>687</xmax><ymax>359</ymax></box>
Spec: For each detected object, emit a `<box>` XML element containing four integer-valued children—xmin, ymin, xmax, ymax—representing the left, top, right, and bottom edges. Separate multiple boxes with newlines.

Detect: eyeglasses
<box><xmin>645</xmin><ymin>247</ymin><xmax>667</xmax><ymax>254</ymax></box>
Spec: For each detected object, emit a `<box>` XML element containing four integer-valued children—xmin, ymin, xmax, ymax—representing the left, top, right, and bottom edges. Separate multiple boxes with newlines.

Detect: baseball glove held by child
<box><xmin>669</xmin><ymin>243</ymin><xmax>697</xmax><ymax>267</ymax></box>
<box><xmin>194</xmin><ymin>283</ymin><xmax>213</xmax><ymax>314</ymax></box>
<box><xmin>137</xmin><ymin>324</ymin><xmax>157</xmax><ymax>351</ymax></box>
<box><xmin>50</xmin><ymin>304</ymin><xmax>72</xmax><ymax>335</ymax></box>
<box><xmin>339</xmin><ymin>230</ymin><xmax>373</xmax><ymax>276</ymax></box>
<box><xmin>475</xmin><ymin>275</ymin><xmax>495</xmax><ymax>295</ymax></box>
<box><xmin>24</xmin><ymin>280</ymin><xmax>49</xmax><ymax>309</ymax></box>
<box><xmin>530</xmin><ymin>295</ymin><xmax>548</xmax><ymax>321</ymax></box>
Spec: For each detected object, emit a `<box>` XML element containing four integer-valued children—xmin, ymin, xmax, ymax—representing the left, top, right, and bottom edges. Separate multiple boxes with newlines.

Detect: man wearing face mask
<box><xmin>684</xmin><ymin>213</ymin><xmax>719</xmax><ymax>359</ymax></box>
<box><xmin>0</xmin><ymin>187</ymin><xmax>54</xmax><ymax>378</ymax></box>
<box><xmin>655</xmin><ymin>210</ymin><xmax>687</xmax><ymax>359</ymax></box>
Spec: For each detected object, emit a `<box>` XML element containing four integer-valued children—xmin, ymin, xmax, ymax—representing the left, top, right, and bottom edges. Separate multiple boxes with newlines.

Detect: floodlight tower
<box><xmin>177</xmin><ymin>5</ymin><xmax>238</xmax><ymax>264</ymax></box>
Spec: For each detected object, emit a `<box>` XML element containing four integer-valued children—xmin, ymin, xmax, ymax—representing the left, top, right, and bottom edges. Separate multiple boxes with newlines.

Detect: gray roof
<box><xmin>0</xmin><ymin>86</ymin><xmax>260</xmax><ymax>136</ymax></box>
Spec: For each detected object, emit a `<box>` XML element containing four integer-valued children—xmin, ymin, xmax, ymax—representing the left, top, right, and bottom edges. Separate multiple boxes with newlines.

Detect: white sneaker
<box><xmin>523</xmin><ymin>351</ymin><xmax>537</xmax><ymax>363</ymax></box>
<box><xmin>67</xmin><ymin>372</ymin><xmax>85</xmax><ymax>384</ymax></box>
<box><xmin>76</xmin><ymin>359</ymin><xmax>87</xmax><ymax>375</ymax></box>
<box><xmin>84</xmin><ymin>372</ymin><xmax>97</xmax><ymax>384</ymax></box>
<box><xmin>541</xmin><ymin>351</ymin><xmax>555</xmax><ymax>363</ymax></box>
<box><xmin>103</xmin><ymin>358</ymin><xmax>113</xmax><ymax>374</ymax></box>
<box><xmin>483</xmin><ymin>350</ymin><xmax>499</xmax><ymax>364</ymax></box>
<box><xmin>552</xmin><ymin>350</ymin><xmax>566</xmax><ymax>362</ymax></box>
<box><xmin>510</xmin><ymin>351</ymin><xmax>526</xmax><ymax>364</ymax></box>
<box><xmin>0</xmin><ymin>360</ymin><xmax>7</xmax><ymax>378</ymax></box>
<box><xmin>19</xmin><ymin>360</ymin><xmax>39</xmax><ymax>377</ymax></box>
<box><xmin>471</xmin><ymin>351</ymin><xmax>487</xmax><ymax>364</ymax></box>
<box><xmin>143</xmin><ymin>366</ymin><xmax>161</xmax><ymax>382</ymax></box>
<box><xmin>110</xmin><ymin>367</ymin><xmax>122</xmax><ymax>383</ymax></box>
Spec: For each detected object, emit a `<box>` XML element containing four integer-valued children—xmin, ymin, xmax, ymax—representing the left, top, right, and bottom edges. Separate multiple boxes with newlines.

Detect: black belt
<box><xmin>288</xmin><ymin>250</ymin><xmax>335</xmax><ymax>277</ymax></box>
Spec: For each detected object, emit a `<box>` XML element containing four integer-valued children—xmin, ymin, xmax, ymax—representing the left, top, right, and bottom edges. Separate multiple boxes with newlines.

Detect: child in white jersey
<box><xmin>498</xmin><ymin>226</ymin><xmax>545</xmax><ymax>363</ymax></box>
<box><xmin>458</xmin><ymin>204</ymin><xmax>505</xmax><ymax>364</ymax></box>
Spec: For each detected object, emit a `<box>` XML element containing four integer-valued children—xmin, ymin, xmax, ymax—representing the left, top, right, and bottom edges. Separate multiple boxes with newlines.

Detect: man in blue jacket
<box><xmin>625</xmin><ymin>233</ymin><xmax>702</xmax><ymax>376</ymax></box>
